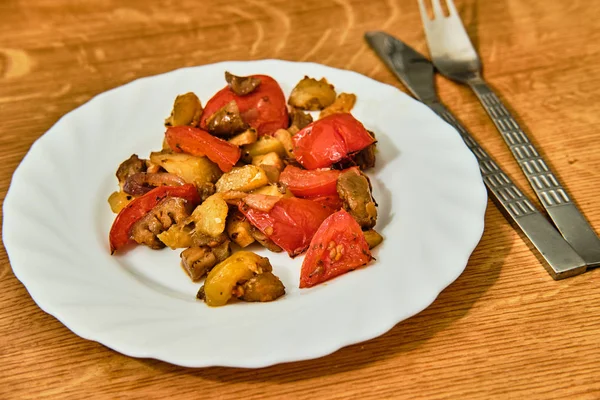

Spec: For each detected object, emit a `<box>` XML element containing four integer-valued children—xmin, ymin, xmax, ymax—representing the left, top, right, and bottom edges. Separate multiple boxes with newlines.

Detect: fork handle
<box><xmin>428</xmin><ymin>101</ymin><xmax>586</xmax><ymax>279</ymax></box>
<box><xmin>467</xmin><ymin>79</ymin><xmax>600</xmax><ymax>267</ymax></box>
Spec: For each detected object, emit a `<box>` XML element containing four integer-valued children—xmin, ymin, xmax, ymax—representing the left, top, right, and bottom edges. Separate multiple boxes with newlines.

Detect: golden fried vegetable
<box><xmin>288</xmin><ymin>107</ymin><xmax>313</xmax><ymax>130</ymax></box>
<box><xmin>288</xmin><ymin>76</ymin><xmax>336</xmax><ymax>110</ymax></box>
<box><xmin>363</xmin><ymin>229</ymin><xmax>383</xmax><ymax>249</ymax></box>
<box><xmin>205</xmin><ymin>100</ymin><xmax>248</xmax><ymax>137</ymax></box>
<box><xmin>250</xmin><ymin>183</ymin><xmax>294</xmax><ymax>198</ymax></box>
<box><xmin>252</xmin><ymin>152</ymin><xmax>284</xmax><ymax>182</ymax></box>
<box><xmin>157</xmin><ymin>223</ymin><xmax>193</xmax><ymax>249</ymax></box>
<box><xmin>131</xmin><ymin>197</ymin><xmax>194</xmax><ymax>249</ymax></box>
<box><xmin>216</xmin><ymin>165</ymin><xmax>268</xmax><ymax>193</ymax></box>
<box><xmin>240</xmin><ymin>272</ymin><xmax>286</xmax><ymax>302</ymax></box>
<box><xmin>189</xmin><ymin>194</ymin><xmax>229</xmax><ymax>237</ymax></box>
<box><xmin>225</xmin><ymin>71</ymin><xmax>261</xmax><ymax>95</ymax></box>
<box><xmin>241</xmin><ymin>135</ymin><xmax>286</xmax><ymax>163</ymax></box>
<box><xmin>319</xmin><ymin>92</ymin><xmax>357</xmax><ymax>119</ymax></box>
<box><xmin>273</xmin><ymin>129</ymin><xmax>295</xmax><ymax>159</ymax></box>
<box><xmin>108</xmin><ymin>191</ymin><xmax>133</xmax><ymax>213</ymax></box>
<box><xmin>202</xmin><ymin>251</ymin><xmax>283</xmax><ymax>307</ymax></box>
<box><xmin>150</xmin><ymin>151</ymin><xmax>222</xmax><ymax>187</ymax></box>
<box><xmin>164</xmin><ymin>92</ymin><xmax>203</xmax><ymax>127</ymax></box>
<box><xmin>226</xmin><ymin>211</ymin><xmax>255</xmax><ymax>248</ymax></box>
<box><xmin>228</xmin><ymin>128</ymin><xmax>258</xmax><ymax>146</ymax></box>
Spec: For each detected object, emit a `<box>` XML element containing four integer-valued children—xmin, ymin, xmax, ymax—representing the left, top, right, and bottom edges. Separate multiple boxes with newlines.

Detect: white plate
<box><xmin>3</xmin><ymin>60</ymin><xmax>487</xmax><ymax>368</ymax></box>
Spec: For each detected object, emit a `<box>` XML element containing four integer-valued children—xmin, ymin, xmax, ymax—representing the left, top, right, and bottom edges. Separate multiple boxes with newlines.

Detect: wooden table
<box><xmin>1</xmin><ymin>0</ymin><xmax>599</xmax><ymax>398</ymax></box>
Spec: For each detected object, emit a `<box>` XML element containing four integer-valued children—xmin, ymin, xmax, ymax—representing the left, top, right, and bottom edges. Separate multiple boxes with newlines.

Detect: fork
<box><xmin>418</xmin><ymin>0</ymin><xmax>600</xmax><ymax>267</ymax></box>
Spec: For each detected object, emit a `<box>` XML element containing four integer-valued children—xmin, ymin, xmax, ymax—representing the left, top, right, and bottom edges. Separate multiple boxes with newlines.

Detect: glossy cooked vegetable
<box><xmin>226</xmin><ymin>210</ymin><xmax>255</xmax><ymax>248</ymax></box>
<box><xmin>109</xmin><ymin>184</ymin><xmax>202</xmax><ymax>253</ymax></box>
<box><xmin>228</xmin><ymin>128</ymin><xmax>258</xmax><ymax>146</ymax></box>
<box><xmin>241</xmin><ymin>135</ymin><xmax>287</xmax><ymax>162</ymax></box>
<box><xmin>180</xmin><ymin>240</ymin><xmax>231</xmax><ymax>281</ymax></box>
<box><xmin>279</xmin><ymin>165</ymin><xmax>341</xmax><ymax>197</ymax></box>
<box><xmin>319</xmin><ymin>92</ymin><xmax>356</xmax><ymax>119</ymax></box>
<box><xmin>165</xmin><ymin>126</ymin><xmax>241</xmax><ymax>172</ymax></box>
<box><xmin>186</xmin><ymin>193</ymin><xmax>229</xmax><ymax>237</ymax></box>
<box><xmin>240</xmin><ymin>272</ymin><xmax>285</xmax><ymax>302</ymax></box>
<box><xmin>252</xmin><ymin>152</ymin><xmax>284</xmax><ymax>182</ymax></box>
<box><xmin>108</xmin><ymin>190</ymin><xmax>133</xmax><ymax>213</ymax></box>
<box><xmin>288</xmin><ymin>107</ymin><xmax>313</xmax><ymax>130</ymax></box>
<box><xmin>204</xmin><ymin>100</ymin><xmax>248</xmax><ymax>137</ymax></box>
<box><xmin>225</xmin><ymin>71</ymin><xmax>261</xmax><ymax>96</ymax></box>
<box><xmin>164</xmin><ymin>92</ymin><xmax>203</xmax><ymax>127</ymax></box>
<box><xmin>292</xmin><ymin>113</ymin><xmax>376</xmax><ymax>170</ymax></box>
<box><xmin>288</xmin><ymin>76</ymin><xmax>336</xmax><ymax>110</ymax></box>
<box><xmin>239</xmin><ymin>197</ymin><xmax>334</xmax><ymax>257</ymax></box>
<box><xmin>363</xmin><ymin>229</ymin><xmax>383</xmax><ymax>249</ymax></box>
<box><xmin>215</xmin><ymin>165</ymin><xmax>269</xmax><ymax>192</ymax></box>
<box><xmin>149</xmin><ymin>151</ymin><xmax>222</xmax><ymax>187</ymax></box>
<box><xmin>336</xmin><ymin>168</ymin><xmax>377</xmax><ymax>230</ymax></box>
<box><xmin>300</xmin><ymin>210</ymin><xmax>372</xmax><ymax>288</ymax></box>
<box><xmin>201</xmin><ymin>74</ymin><xmax>288</xmax><ymax>136</ymax></box>
<box><xmin>201</xmin><ymin>251</ymin><xmax>285</xmax><ymax>306</ymax></box>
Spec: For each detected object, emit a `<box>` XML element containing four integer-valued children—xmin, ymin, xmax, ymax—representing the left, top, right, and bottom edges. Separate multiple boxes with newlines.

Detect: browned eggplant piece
<box><xmin>116</xmin><ymin>154</ymin><xmax>146</xmax><ymax>187</ymax></box>
<box><xmin>122</xmin><ymin>172</ymin><xmax>186</xmax><ymax>196</ymax></box>
<box><xmin>180</xmin><ymin>240</ymin><xmax>231</xmax><ymax>281</ymax></box>
<box><xmin>288</xmin><ymin>107</ymin><xmax>313</xmax><ymax>130</ymax></box>
<box><xmin>225</xmin><ymin>71</ymin><xmax>261</xmax><ymax>96</ymax></box>
<box><xmin>288</xmin><ymin>76</ymin><xmax>336</xmax><ymax>110</ymax></box>
<box><xmin>336</xmin><ymin>168</ymin><xmax>377</xmax><ymax>230</ymax></box>
<box><xmin>239</xmin><ymin>272</ymin><xmax>286</xmax><ymax>302</ymax></box>
<box><xmin>205</xmin><ymin>100</ymin><xmax>248</xmax><ymax>137</ymax></box>
<box><xmin>130</xmin><ymin>197</ymin><xmax>194</xmax><ymax>249</ymax></box>
<box><xmin>250</xmin><ymin>226</ymin><xmax>283</xmax><ymax>253</ymax></box>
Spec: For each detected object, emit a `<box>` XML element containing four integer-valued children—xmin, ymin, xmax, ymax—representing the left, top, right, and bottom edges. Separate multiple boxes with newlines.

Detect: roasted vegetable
<box><xmin>288</xmin><ymin>76</ymin><xmax>336</xmax><ymax>110</ymax></box>
<box><xmin>226</xmin><ymin>210</ymin><xmax>255</xmax><ymax>248</ymax></box>
<box><xmin>273</xmin><ymin>129</ymin><xmax>295</xmax><ymax>159</ymax></box>
<box><xmin>149</xmin><ymin>151</ymin><xmax>222</xmax><ymax>187</ymax></box>
<box><xmin>225</xmin><ymin>71</ymin><xmax>261</xmax><ymax>96</ymax></box>
<box><xmin>205</xmin><ymin>100</ymin><xmax>248</xmax><ymax>137</ymax></box>
<box><xmin>319</xmin><ymin>93</ymin><xmax>356</xmax><ymax>119</ymax></box>
<box><xmin>363</xmin><ymin>229</ymin><xmax>383</xmax><ymax>249</ymax></box>
<box><xmin>123</xmin><ymin>172</ymin><xmax>186</xmax><ymax>196</ymax></box>
<box><xmin>228</xmin><ymin>128</ymin><xmax>258</xmax><ymax>146</ymax></box>
<box><xmin>216</xmin><ymin>165</ymin><xmax>268</xmax><ymax>192</ymax></box>
<box><xmin>180</xmin><ymin>240</ymin><xmax>231</xmax><ymax>281</ymax></box>
<box><xmin>252</xmin><ymin>152</ymin><xmax>284</xmax><ymax>182</ymax></box>
<box><xmin>337</xmin><ymin>168</ymin><xmax>377</xmax><ymax>230</ymax></box>
<box><xmin>188</xmin><ymin>193</ymin><xmax>229</xmax><ymax>237</ymax></box>
<box><xmin>200</xmin><ymin>251</ymin><xmax>284</xmax><ymax>306</ymax></box>
<box><xmin>250</xmin><ymin>183</ymin><xmax>294</xmax><ymax>198</ymax></box>
<box><xmin>241</xmin><ymin>135</ymin><xmax>286</xmax><ymax>163</ymax></box>
<box><xmin>279</xmin><ymin>165</ymin><xmax>341</xmax><ymax>197</ymax></box>
<box><xmin>288</xmin><ymin>107</ymin><xmax>313</xmax><ymax>130</ymax></box>
<box><xmin>250</xmin><ymin>226</ymin><xmax>283</xmax><ymax>253</ymax></box>
<box><xmin>243</xmin><ymin>194</ymin><xmax>281</xmax><ymax>212</ymax></box>
<box><xmin>130</xmin><ymin>197</ymin><xmax>194</xmax><ymax>250</ymax></box>
<box><xmin>240</xmin><ymin>272</ymin><xmax>285</xmax><ymax>302</ymax></box>
<box><xmin>116</xmin><ymin>154</ymin><xmax>146</xmax><ymax>188</ymax></box>
<box><xmin>108</xmin><ymin>191</ymin><xmax>133</xmax><ymax>214</ymax></box>
<box><xmin>164</xmin><ymin>92</ymin><xmax>203</xmax><ymax>127</ymax></box>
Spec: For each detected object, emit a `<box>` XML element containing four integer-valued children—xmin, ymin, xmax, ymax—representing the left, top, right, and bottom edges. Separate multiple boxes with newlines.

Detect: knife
<box><xmin>365</xmin><ymin>31</ymin><xmax>587</xmax><ymax>280</ymax></box>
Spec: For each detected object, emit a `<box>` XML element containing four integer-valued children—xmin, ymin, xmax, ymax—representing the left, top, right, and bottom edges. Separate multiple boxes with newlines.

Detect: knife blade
<box><xmin>365</xmin><ymin>31</ymin><xmax>587</xmax><ymax>279</ymax></box>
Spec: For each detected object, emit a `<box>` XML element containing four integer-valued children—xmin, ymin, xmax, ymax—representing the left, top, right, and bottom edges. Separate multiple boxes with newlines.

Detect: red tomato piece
<box><xmin>239</xmin><ymin>197</ymin><xmax>334</xmax><ymax>257</ymax></box>
<box><xmin>165</xmin><ymin>126</ymin><xmax>241</xmax><ymax>172</ymax></box>
<box><xmin>300</xmin><ymin>210</ymin><xmax>372</xmax><ymax>288</ymax></box>
<box><xmin>279</xmin><ymin>165</ymin><xmax>341</xmax><ymax>197</ymax></box>
<box><xmin>302</xmin><ymin>193</ymin><xmax>344</xmax><ymax>211</ymax></box>
<box><xmin>292</xmin><ymin>113</ymin><xmax>376</xmax><ymax>170</ymax></box>
<box><xmin>200</xmin><ymin>75</ymin><xmax>289</xmax><ymax>136</ymax></box>
<box><xmin>109</xmin><ymin>184</ymin><xmax>201</xmax><ymax>254</ymax></box>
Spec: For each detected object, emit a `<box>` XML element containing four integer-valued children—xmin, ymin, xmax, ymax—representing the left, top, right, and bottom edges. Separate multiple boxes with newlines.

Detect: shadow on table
<box><xmin>142</xmin><ymin>203</ymin><xmax>514</xmax><ymax>380</ymax></box>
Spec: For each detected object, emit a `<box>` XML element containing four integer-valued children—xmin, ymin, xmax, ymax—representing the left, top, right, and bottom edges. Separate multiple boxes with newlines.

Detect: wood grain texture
<box><xmin>1</xmin><ymin>0</ymin><xmax>599</xmax><ymax>398</ymax></box>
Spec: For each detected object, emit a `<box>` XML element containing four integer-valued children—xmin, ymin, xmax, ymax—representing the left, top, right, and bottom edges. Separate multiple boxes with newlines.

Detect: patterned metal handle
<box><xmin>468</xmin><ymin>79</ymin><xmax>600</xmax><ymax>267</ymax></box>
<box><xmin>428</xmin><ymin>101</ymin><xmax>586</xmax><ymax>279</ymax></box>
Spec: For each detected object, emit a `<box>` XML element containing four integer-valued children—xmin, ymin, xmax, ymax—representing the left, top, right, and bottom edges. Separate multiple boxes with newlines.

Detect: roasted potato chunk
<box><xmin>319</xmin><ymin>92</ymin><xmax>357</xmax><ymax>119</ymax></box>
<box><xmin>363</xmin><ymin>229</ymin><xmax>383</xmax><ymax>249</ymax></box>
<box><xmin>228</xmin><ymin>128</ymin><xmax>258</xmax><ymax>146</ymax></box>
<box><xmin>225</xmin><ymin>71</ymin><xmax>261</xmax><ymax>95</ymax></box>
<box><xmin>189</xmin><ymin>194</ymin><xmax>229</xmax><ymax>237</ymax></box>
<box><xmin>241</xmin><ymin>135</ymin><xmax>287</xmax><ymax>163</ymax></box>
<box><xmin>200</xmin><ymin>251</ymin><xmax>284</xmax><ymax>306</ymax></box>
<box><xmin>216</xmin><ymin>165</ymin><xmax>268</xmax><ymax>192</ymax></box>
<box><xmin>205</xmin><ymin>100</ymin><xmax>248</xmax><ymax>137</ymax></box>
<box><xmin>252</xmin><ymin>152</ymin><xmax>284</xmax><ymax>182</ymax></box>
<box><xmin>288</xmin><ymin>76</ymin><xmax>336</xmax><ymax>110</ymax></box>
<box><xmin>164</xmin><ymin>92</ymin><xmax>203</xmax><ymax>127</ymax></box>
<box><xmin>150</xmin><ymin>151</ymin><xmax>222</xmax><ymax>187</ymax></box>
<box><xmin>273</xmin><ymin>129</ymin><xmax>295</xmax><ymax>159</ymax></box>
<box><xmin>226</xmin><ymin>211</ymin><xmax>255</xmax><ymax>248</ymax></box>
<box><xmin>250</xmin><ymin>183</ymin><xmax>294</xmax><ymax>198</ymax></box>
<box><xmin>107</xmin><ymin>191</ymin><xmax>133</xmax><ymax>213</ymax></box>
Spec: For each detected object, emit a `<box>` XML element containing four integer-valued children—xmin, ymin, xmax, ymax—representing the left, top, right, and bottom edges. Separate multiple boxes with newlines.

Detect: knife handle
<box><xmin>468</xmin><ymin>79</ymin><xmax>600</xmax><ymax>267</ymax></box>
<box><xmin>428</xmin><ymin>101</ymin><xmax>587</xmax><ymax>279</ymax></box>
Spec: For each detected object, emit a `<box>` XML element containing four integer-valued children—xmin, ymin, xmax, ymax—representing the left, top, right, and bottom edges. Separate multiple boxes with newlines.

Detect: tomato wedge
<box><xmin>109</xmin><ymin>184</ymin><xmax>201</xmax><ymax>254</ymax></box>
<box><xmin>302</xmin><ymin>193</ymin><xmax>343</xmax><ymax>211</ymax></box>
<box><xmin>279</xmin><ymin>165</ymin><xmax>341</xmax><ymax>197</ymax></box>
<box><xmin>165</xmin><ymin>126</ymin><xmax>241</xmax><ymax>172</ymax></box>
<box><xmin>239</xmin><ymin>197</ymin><xmax>334</xmax><ymax>257</ymax></box>
<box><xmin>200</xmin><ymin>75</ymin><xmax>289</xmax><ymax>136</ymax></box>
<box><xmin>300</xmin><ymin>210</ymin><xmax>372</xmax><ymax>288</ymax></box>
<box><xmin>292</xmin><ymin>113</ymin><xmax>376</xmax><ymax>170</ymax></box>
